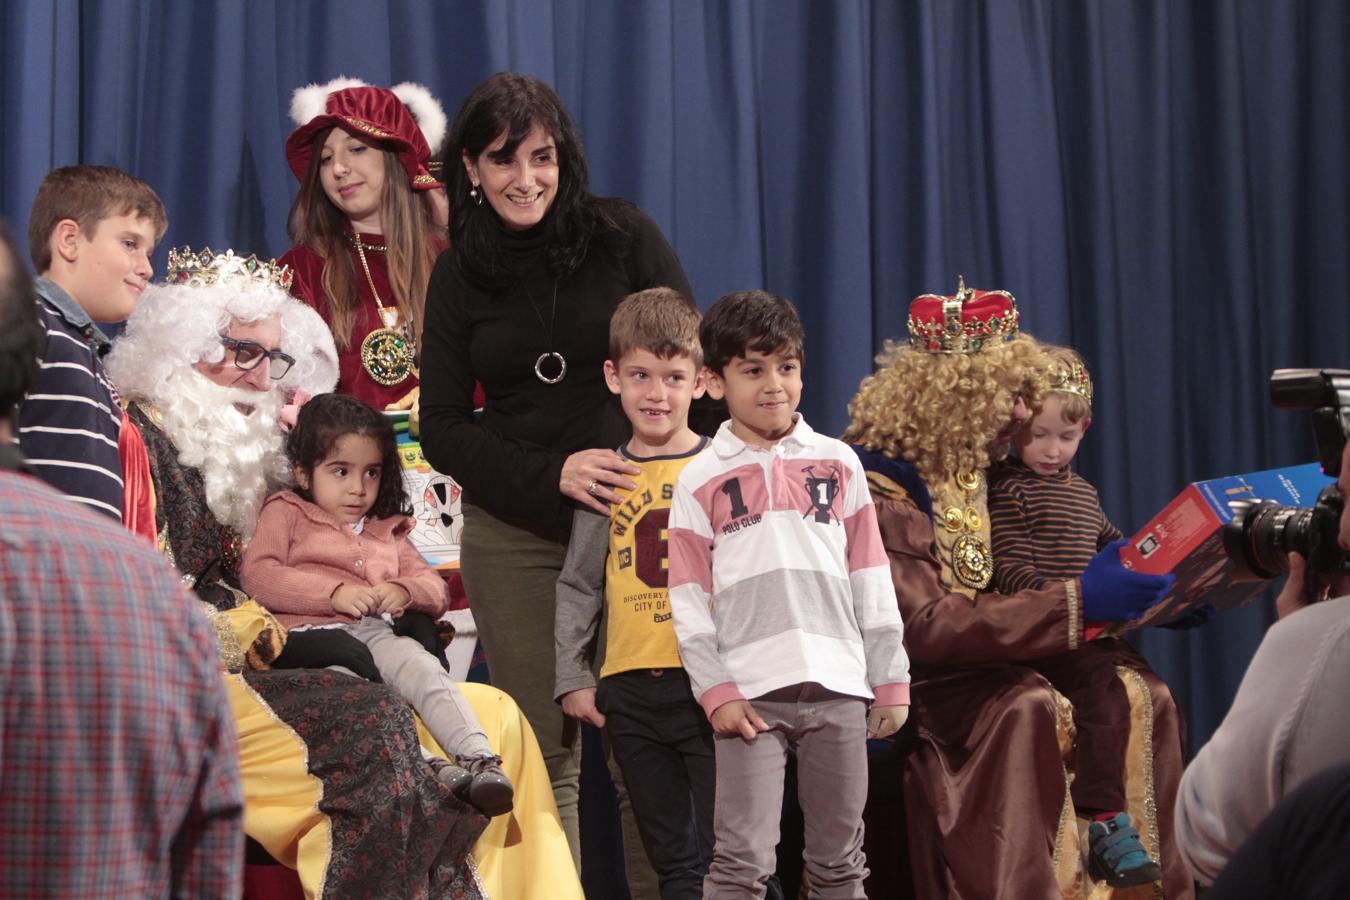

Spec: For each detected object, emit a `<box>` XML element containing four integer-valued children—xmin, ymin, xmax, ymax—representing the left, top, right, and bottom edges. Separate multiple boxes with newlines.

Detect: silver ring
<box><xmin>586</xmin><ymin>480</ymin><xmax>600</xmax><ymax>496</ymax></box>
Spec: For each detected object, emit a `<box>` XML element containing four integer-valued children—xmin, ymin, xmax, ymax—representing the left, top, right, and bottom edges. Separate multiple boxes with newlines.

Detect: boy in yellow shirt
<box><xmin>554</xmin><ymin>287</ymin><xmax>712</xmax><ymax>900</ymax></box>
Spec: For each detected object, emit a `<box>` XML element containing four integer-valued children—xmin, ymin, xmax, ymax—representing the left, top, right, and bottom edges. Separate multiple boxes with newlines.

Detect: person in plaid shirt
<box><xmin>0</xmin><ymin>224</ymin><xmax>244</xmax><ymax>898</ymax></box>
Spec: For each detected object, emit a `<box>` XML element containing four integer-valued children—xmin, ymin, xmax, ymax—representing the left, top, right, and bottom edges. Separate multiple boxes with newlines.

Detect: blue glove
<box><xmin>1158</xmin><ymin>601</ymin><xmax>1215</xmax><ymax>630</ymax></box>
<box><xmin>1080</xmin><ymin>539</ymin><xmax>1175</xmax><ymax>622</ymax></box>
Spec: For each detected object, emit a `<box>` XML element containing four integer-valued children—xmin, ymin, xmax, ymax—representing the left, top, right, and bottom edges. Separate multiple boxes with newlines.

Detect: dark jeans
<box><xmin>1030</xmin><ymin>640</ymin><xmax>1135</xmax><ymax>814</ymax></box>
<box><xmin>598</xmin><ymin>668</ymin><xmax>716</xmax><ymax>900</ymax></box>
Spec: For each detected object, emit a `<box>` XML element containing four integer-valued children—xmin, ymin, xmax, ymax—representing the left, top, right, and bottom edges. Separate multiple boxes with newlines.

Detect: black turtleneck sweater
<box><xmin>419</xmin><ymin>200</ymin><xmax>693</xmax><ymax>540</ymax></box>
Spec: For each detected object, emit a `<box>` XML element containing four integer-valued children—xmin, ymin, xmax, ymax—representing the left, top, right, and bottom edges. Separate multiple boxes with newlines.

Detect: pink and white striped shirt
<box><xmin>668</xmin><ymin>416</ymin><xmax>909</xmax><ymax>717</ymax></box>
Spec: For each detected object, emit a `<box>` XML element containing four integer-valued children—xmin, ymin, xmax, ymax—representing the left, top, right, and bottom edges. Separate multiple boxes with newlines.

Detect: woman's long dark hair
<box><xmin>442</xmin><ymin>72</ymin><xmax>624</xmax><ymax>289</ymax></box>
<box><xmin>287</xmin><ymin>393</ymin><xmax>412</xmax><ymax>519</ymax></box>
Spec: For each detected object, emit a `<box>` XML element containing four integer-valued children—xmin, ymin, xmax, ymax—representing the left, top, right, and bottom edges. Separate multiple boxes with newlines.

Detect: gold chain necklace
<box><xmin>350</xmin><ymin>233</ymin><xmax>415</xmax><ymax>387</ymax></box>
<box><xmin>941</xmin><ymin>469</ymin><xmax>994</xmax><ymax>590</ymax></box>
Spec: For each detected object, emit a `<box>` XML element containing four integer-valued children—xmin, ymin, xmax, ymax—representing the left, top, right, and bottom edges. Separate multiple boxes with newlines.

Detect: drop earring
<box><xmin>469</xmin><ymin>183</ymin><xmax>483</xmax><ymax>206</ymax></box>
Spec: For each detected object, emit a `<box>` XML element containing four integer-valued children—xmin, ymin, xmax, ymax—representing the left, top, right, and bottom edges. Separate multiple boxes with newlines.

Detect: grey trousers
<box><xmin>705</xmin><ymin>685</ymin><xmax>870</xmax><ymax>900</ymax></box>
<box><xmin>460</xmin><ymin>503</ymin><xmax>584</xmax><ymax>868</ymax></box>
<box><xmin>348</xmin><ymin>616</ymin><xmax>493</xmax><ymax>761</ymax></box>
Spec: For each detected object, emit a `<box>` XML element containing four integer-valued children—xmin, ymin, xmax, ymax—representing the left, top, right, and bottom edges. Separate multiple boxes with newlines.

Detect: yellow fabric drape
<box><xmin>231</xmin><ymin>674</ymin><xmax>582</xmax><ymax>900</ymax></box>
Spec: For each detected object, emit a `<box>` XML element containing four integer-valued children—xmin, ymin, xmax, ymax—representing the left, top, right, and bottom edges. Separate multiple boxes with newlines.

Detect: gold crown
<box><xmin>906</xmin><ymin>276</ymin><xmax>1020</xmax><ymax>354</ymax></box>
<box><xmin>1048</xmin><ymin>359</ymin><xmax>1093</xmax><ymax>404</ymax></box>
<box><xmin>165</xmin><ymin>246</ymin><xmax>293</xmax><ymax>291</ymax></box>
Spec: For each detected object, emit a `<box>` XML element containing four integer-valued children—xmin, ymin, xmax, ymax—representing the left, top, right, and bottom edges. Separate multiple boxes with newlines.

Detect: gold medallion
<box><xmin>360</xmin><ymin>327</ymin><xmax>415</xmax><ymax>386</ymax></box>
<box><xmin>952</xmin><ymin>532</ymin><xmax>994</xmax><ymax>589</ymax></box>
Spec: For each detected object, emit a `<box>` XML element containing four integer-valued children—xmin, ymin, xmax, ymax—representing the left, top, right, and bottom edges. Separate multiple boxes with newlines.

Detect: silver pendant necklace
<box><xmin>526</xmin><ymin>280</ymin><xmax>566</xmax><ymax>384</ymax></box>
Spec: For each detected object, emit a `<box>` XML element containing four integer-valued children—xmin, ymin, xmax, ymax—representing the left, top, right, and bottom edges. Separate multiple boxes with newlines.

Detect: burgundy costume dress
<box><xmin>281</xmin><ymin>235</ymin><xmax>439</xmax><ymax>410</ymax></box>
<box><xmin>856</xmin><ymin>448</ymin><xmax>1191</xmax><ymax>900</ymax></box>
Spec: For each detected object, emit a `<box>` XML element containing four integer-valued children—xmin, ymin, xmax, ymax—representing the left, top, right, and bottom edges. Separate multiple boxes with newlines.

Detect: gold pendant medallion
<box><xmin>951</xmin><ymin>532</ymin><xmax>994</xmax><ymax>589</ymax></box>
<box><xmin>360</xmin><ymin>327</ymin><xmax>414</xmax><ymax>386</ymax></box>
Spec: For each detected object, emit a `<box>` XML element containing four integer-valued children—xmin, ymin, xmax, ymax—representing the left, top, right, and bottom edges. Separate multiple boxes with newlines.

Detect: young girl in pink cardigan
<box><xmin>241</xmin><ymin>392</ymin><xmax>513</xmax><ymax>816</ymax></box>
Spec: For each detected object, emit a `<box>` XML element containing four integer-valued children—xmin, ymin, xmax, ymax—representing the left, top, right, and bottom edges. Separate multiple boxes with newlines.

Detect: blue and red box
<box><xmin>1113</xmin><ymin>462</ymin><xmax>1332</xmax><ymax>631</ymax></box>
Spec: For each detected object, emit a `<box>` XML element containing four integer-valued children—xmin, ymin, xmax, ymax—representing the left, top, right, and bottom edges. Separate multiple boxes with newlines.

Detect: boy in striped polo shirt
<box><xmin>19</xmin><ymin>166</ymin><xmax>166</xmax><ymax>520</ymax></box>
<box><xmin>988</xmin><ymin>345</ymin><xmax>1163</xmax><ymax>888</ymax></box>
<box><xmin>668</xmin><ymin>290</ymin><xmax>909</xmax><ymax>900</ymax></box>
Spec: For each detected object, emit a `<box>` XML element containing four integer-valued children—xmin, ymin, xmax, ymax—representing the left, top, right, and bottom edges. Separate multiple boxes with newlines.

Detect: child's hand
<box><xmin>560</xmin><ymin>688</ymin><xmax>606</xmax><ymax>727</ymax></box>
<box><xmin>867</xmin><ymin>704</ymin><xmax>909</xmax><ymax>739</ymax></box>
<box><xmin>331</xmin><ymin>584</ymin><xmax>378</xmax><ymax>618</ymax></box>
<box><xmin>372</xmin><ymin>581</ymin><xmax>412</xmax><ymax>615</ymax></box>
<box><xmin>710</xmin><ymin>700</ymin><xmax>770</xmax><ymax>741</ymax></box>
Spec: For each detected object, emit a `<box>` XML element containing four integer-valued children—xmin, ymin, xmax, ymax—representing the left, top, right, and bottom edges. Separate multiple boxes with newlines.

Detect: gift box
<box><xmin>1112</xmin><ymin>461</ymin><xmax>1332</xmax><ymax>632</ymax></box>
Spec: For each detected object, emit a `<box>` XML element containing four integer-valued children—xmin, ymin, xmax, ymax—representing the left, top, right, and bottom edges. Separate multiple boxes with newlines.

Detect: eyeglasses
<box><xmin>218</xmin><ymin>336</ymin><xmax>296</xmax><ymax>380</ymax></box>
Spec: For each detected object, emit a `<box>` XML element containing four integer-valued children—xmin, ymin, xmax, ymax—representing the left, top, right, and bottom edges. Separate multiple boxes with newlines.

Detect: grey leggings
<box><xmin>347</xmin><ymin>616</ymin><xmax>494</xmax><ymax>762</ymax></box>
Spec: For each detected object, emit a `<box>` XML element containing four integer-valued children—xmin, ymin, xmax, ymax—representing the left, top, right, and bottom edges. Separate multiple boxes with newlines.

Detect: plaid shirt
<box><xmin>0</xmin><ymin>451</ymin><xmax>243</xmax><ymax>898</ymax></box>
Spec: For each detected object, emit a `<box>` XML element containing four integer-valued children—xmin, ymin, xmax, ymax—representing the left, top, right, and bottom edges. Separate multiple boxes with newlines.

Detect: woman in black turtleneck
<box><xmin>419</xmin><ymin>72</ymin><xmax>692</xmax><ymax>864</ymax></box>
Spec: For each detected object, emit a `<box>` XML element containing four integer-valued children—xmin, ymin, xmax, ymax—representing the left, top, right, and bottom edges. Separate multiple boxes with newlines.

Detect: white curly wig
<box><xmin>107</xmin><ymin>273</ymin><xmax>338</xmax><ymax>405</ymax></box>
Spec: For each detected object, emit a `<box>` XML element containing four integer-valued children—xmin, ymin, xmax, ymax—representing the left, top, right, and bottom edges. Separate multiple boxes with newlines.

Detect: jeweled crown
<box><xmin>1048</xmin><ymin>359</ymin><xmax>1093</xmax><ymax>405</ymax></box>
<box><xmin>165</xmin><ymin>246</ymin><xmax>294</xmax><ymax>291</ymax></box>
<box><xmin>907</xmin><ymin>276</ymin><xmax>1020</xmax><ymax>354</ymax></box>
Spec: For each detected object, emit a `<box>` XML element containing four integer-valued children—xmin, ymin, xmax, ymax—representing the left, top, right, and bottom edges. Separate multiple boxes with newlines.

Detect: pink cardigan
<box><xmin>241</xmin><ymin>490</ymin><xmax>448</xmax><ymax>628</ymax></box>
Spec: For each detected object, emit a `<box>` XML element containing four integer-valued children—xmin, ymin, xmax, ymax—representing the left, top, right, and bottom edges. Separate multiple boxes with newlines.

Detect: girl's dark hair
<box><xmin>442</xmin><ymin>72</ymin><xmax>624</xmax><ymax>288</ymax></box>
<box><xmin>286</xmin><ymin>393</ymin><xmax>411</xmax><ymax>519</ymax></box>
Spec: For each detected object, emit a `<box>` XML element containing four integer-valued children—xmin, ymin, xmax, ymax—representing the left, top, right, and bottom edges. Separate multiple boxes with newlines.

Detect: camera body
<box><xmin>1223</xmin><ymin>369</ymin><xmax>1350</xmax><ymax>585</ymax></box>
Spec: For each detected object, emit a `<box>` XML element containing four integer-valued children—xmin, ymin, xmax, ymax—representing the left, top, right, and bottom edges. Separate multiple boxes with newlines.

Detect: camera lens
<box><xmin>1223</xmin><ymin>485</ymin><xmax>1346</xmax><ymax>580</ymax></box>
<box><xmin>1223</xmin><ymin>501</ymin><xmax>1313</xmax><ymax>579</ymax></box>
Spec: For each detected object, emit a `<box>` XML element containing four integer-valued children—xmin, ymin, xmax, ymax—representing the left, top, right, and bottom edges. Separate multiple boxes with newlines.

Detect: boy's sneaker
<box><xmin>462</xmin><ymin>755</ymin><xmax>514</xmax><ymax>818</ymax></box>
<box><xmin>1086</xmin><ymin>812</ymin><xmax>1163</xmax><ymax>887</ymax></box>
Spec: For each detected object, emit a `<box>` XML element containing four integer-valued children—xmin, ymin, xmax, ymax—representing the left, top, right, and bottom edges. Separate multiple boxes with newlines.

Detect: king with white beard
<box><xmin>108</xmin><ymin>246</ymin><xmax>337</xmax><ymax>559</ymax></box>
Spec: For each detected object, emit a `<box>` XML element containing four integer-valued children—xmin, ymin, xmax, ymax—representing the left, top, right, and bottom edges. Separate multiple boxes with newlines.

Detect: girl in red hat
<box><xmin>280</xmin><ymin>78</ymin><xmax>448</xmax><ymax>414</ymax></box>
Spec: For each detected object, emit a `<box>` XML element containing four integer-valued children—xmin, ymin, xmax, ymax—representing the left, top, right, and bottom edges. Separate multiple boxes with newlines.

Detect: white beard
<box><xmin>156</xmin><ymin>370</ymin><xmax>290</xmax><ymax>540</ymax></box>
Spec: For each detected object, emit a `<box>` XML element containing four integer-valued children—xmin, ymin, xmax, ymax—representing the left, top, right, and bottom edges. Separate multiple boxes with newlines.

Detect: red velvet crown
<box><xmin>907</xmin><ymin>276</ymin><xmax>1020</xmax><ymax>354</ymax></box>
<box><xmin>285</xmin><ymin>86</ymin><xmax>438</xmax><ymax>191</ymax></box>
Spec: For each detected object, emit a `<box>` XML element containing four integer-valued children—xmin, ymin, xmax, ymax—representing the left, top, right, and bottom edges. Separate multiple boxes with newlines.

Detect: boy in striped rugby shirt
<box><xmin>988</xmin><ymin>345</ymin><xmax>1163</xmax><ymax>889</ymax></box>
<box><xmin>668</xmin><ymin>290</ymin><xmax>909</xmax><ymax>899</ymax></box>
<box><xmin>18</xmin><ymin>166</ymin><xmax>166</xmax><ymax>520</ymax></box>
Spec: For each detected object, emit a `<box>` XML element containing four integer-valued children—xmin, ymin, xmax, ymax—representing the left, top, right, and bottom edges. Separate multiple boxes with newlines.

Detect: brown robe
<box><xmin>862</xmin><ymin>453</ymin><xmax>1192</xmax><ymax>899</ymax></box>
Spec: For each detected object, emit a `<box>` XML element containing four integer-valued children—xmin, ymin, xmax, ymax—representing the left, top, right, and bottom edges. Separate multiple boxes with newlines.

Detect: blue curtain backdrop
<box><xmin>3</xmin><ymin>0</ymin><xmax>1349</xmax><ymax>887</ymax></box>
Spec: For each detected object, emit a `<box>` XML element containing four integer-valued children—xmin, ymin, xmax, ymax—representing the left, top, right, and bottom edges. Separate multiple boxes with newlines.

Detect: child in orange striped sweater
<box><xmin>988</xmin><ymin>345</ymin><xmax>1162</xmax><ymax>890</ymax></box>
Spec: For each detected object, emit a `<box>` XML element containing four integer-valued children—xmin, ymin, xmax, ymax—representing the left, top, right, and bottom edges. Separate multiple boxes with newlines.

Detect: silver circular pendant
<box><xmin>534</xmin><ymin>351</ymin><xmax>567</xmax><ymax>384</ymax></box>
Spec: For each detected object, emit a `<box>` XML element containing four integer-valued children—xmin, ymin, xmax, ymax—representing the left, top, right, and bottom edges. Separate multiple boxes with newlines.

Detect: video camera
<box><xmin>1223</xmin><ymin>369</ymin><xmax>1349</xmax><ymax>596</ymax></box>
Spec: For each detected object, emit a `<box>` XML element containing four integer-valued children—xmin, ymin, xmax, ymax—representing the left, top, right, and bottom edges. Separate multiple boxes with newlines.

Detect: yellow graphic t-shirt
<box><xmin>601</xmin><ymin>441</ymin><xmax>707</xmax><ymax>678</ymax></box>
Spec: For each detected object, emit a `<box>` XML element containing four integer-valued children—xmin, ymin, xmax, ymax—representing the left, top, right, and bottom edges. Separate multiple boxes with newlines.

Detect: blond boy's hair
<box><xmin>1041</xmin><ymin>345</ymin><xmax>1093</xmax><ymax>424</ymax></box>
<box><xmin>609</xmin><ymin>287</ymin><xmax>702</xmax><ymax>366</ymax></box>
<box><xmin>27</xmin><ymin>166</ymin><xmax>168</xmax><ymax>273</ymax></box>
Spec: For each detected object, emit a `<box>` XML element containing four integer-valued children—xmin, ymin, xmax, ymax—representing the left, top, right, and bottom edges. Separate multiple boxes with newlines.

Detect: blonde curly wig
<box><xmin>843</xmin><ymin>334</ymin><xmax>1052</xmax><ymax>486</ymax></box>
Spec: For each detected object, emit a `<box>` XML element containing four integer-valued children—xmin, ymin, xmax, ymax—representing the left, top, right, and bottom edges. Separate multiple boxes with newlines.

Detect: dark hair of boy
<box><xmin>608</xmin><ymin>286</ymin><xmax>702</xmax><ymax>366</ymax></box>
<box><xmin>699</xmin><ymin>289</ymin><xmax>806</xmax><ymax>375</ymax></box>
<box><xmin>0</xmin><ymin>223</ymin><xmax>44</xmax><ymax>418</ymax></box>
<box><xmin>286</xmin><ymin>392</ymin><xmax>412</xmax><ymax>519</ymax></box>
<box><xmin>26</xmin><ymin>165</ymin><xmax>168</xmax><ymax>272</ymax></box>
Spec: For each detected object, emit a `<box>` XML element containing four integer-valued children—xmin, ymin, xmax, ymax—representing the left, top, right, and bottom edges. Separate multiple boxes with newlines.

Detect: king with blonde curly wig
<box><xmin>844</xmin><ymin>333</ymin><xmax>1050</xmax><ymax>487</ymax></box>
<box><xmin>847</xmin><ymin>279</ymin><xmax>1193</xmax><ymax>900</ymax></box>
